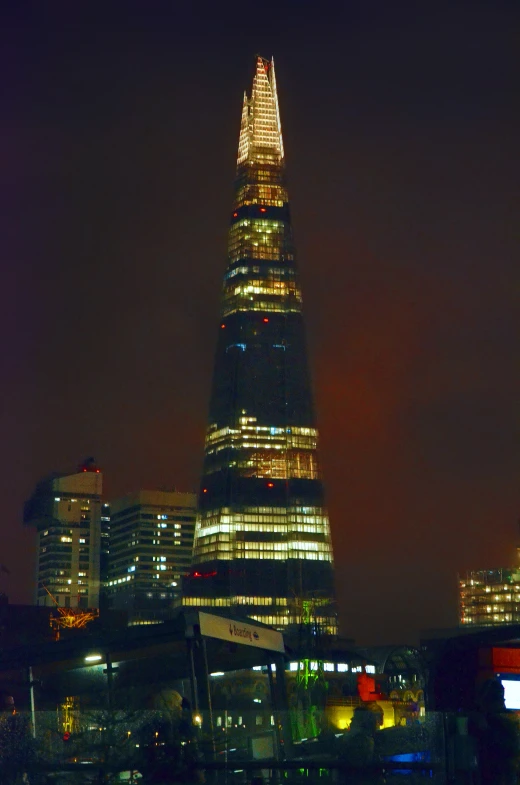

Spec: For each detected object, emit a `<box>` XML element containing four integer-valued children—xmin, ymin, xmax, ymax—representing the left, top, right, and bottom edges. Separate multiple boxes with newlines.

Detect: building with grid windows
<box><xmin>107</xmin><ymin>490</ymin><xmax>196</xmax><ymax>624</ymax></box>
<box><xmin>99</xmin><ymin>503</ymin><xmax>110</xmax><ymax>609</ymax></box>
<box><xmin>182</xmin><ymin>56</ymin><xmax>336</xmax><ymax>633</ymax></box>
<box><xmin>24</xmin><ymin>460</ymin><xmax>103</xmax><ymax>609</ymax></box>
<box><xmin>459</xmin><ymin>568</ymin><xmax>520</xmax><ymax>626</ymax></box>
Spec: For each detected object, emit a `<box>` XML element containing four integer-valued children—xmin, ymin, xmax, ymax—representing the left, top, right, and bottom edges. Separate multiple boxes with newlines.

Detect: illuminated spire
<box><xmin>237</xmin><ymin>56</ymin><xmax>284</xmax><ymax>166</ymax></box>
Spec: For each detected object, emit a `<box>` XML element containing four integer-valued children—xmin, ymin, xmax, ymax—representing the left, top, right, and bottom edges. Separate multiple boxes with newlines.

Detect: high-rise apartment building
<box><xmin>459</xmin><ymin>568</ymin><xmax>520</xmax><ymax>626</ymax></box>
<box><xmin>107</xmin><ymin>490</ymin><xmax>196</xmax><ymax>623</ymax></box>
<box><xmin>183</xmin><ymin>56</ymin><xmax>336</xmax><ymax>632</ymax></box>
<box><xmin>24</xmin><ymin>460</ymin><xmax>103</xmax><ymax>608</ymax></box>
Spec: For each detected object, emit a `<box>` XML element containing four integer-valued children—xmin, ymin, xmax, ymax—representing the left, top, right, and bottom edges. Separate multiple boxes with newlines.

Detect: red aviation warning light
<box><xmin>79</xmin><ymin>458</ymin><xmax>101</xmax><ymax>473</ymax></box>
<box><xmin>263</xmin><ymin>318</ymin><xmax>269</xmax><ymax>323</ymax></box>
<box><xmin>63</xmin><ymin>731</ymin><xmax>71</xmax><ymax>742</ymax></box>
<box><xmin>267</xmin><ymin>482</ymin><xmax>274</xmax><ymax>488</ymax></box>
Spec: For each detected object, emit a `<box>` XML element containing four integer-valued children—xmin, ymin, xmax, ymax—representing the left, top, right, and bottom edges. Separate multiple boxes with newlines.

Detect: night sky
<box><xmin>2</xmin><ymin>2</ymin><xmax>519</xmax><ymax>645</ymax></box>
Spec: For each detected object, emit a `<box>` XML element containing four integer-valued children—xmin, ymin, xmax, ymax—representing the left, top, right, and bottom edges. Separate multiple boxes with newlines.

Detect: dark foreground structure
<box><xmin>3</xmin><ymin>617</ymin><xmax>520</xmax><ymax>782</ymax></box>
<box><xmin>182</xmin><ymin>56</ymin><xmax>336</xmax><ymax>634</ymax></box>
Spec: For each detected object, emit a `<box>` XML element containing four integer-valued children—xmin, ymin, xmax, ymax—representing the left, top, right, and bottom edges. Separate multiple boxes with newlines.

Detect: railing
<box><xmin>0</xmin><ymin>710</ymin><xmax>459</xmax><ymax>783</ymax></box>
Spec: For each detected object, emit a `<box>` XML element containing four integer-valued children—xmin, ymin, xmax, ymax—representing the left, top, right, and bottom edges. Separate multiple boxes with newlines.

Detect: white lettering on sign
<box><xmin>197</xmin><ymin>611</ymin><xmax>285</xmax><ymax>653</ymax></box>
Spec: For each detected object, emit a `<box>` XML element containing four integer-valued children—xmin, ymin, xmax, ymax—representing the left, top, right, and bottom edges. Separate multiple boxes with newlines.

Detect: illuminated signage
<box><xmin>197</xmin><ymin>611</ymin><xmax>284</xmax><ymax>653</ymax></box>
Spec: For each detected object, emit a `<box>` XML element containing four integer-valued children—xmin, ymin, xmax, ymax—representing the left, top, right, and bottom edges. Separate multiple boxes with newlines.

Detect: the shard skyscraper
<box><xmin>183</xmin><ymin>57</ymin><xmax>336</xmax><ymax>633</ymax></box>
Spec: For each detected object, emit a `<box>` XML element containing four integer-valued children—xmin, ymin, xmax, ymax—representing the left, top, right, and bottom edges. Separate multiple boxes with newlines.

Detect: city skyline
<box><xmin>3</xmin><ymin>3</ymin><xmax>519</xmax><ymax>645</ymax></box>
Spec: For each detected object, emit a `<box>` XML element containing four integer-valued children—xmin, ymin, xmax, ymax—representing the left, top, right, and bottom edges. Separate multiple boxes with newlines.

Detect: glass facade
<box><xmin>183</xmin><ymin>57</ymin><xmax>336</xmax><ymax>633</ymax></box>
<box><xmin>459</xmin><ymin>568</ymin><xmax>520</xmax><ymax>626</ymax></box>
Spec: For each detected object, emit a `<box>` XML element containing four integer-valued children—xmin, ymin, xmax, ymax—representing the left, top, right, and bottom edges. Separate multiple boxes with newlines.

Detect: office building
<box><xmin>99</xmin><ymin>503</ymin><xmax>110</xmax><ymax>609</ymax></box>
<box><xmin>183</xmin><ymin>56</ymin><xmax>336</xmax><ymax>632</ymax></box>
<box><xmin>107</xmin><ymin>490</ymin><xmax>196</xmax><ymax>623</ymax></box>
<box><xmin>459</xmin><ymin>568</ymin><xmax>520</xmax><ymax>626</ymax></box>
<box><xmin>24</xmin><ymin>460</ymin><xmax>103</xmax><ymax>609</ymax></box>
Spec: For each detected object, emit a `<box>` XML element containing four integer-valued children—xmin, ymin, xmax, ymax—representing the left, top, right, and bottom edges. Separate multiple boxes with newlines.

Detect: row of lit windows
<box><xmin>223</xmin><ymin>300</ymin><xmax>301</xmax><ymax>317</ymax></box>
<box><xmin>236</xmin><ymin>451</ymin><xmax>319</xmax><ymax>480</ymax></box>
<box><xmin>206</xmin><ymin>421</ymin><xmax>318</xmax><ymax>446</ymax></box>
<box><xmin>227</xmin><ymin>280</ymin><xmax>302</xmax><ymax>301</ymax></box>
<box><xmin>183</xmin><ymin>598</ymin><xmax>233</xmax><ymax>607</ymax></box>
<box><xmin>243</xmin><ymin>165</ymin><xmax>283</xmax><ymax>179</ymax></box>
<box><xmin>108</xmin><ymin>576</ymin><xmax>133</xmax><ymax>586</ymax></box>
<box><xmin>463</xmin><ymin>605</ymin><xmax>518</xmax><ymax>614</ymax></box>
<box><xmin>221</xmin><ymin>294</ymin><xmax>301</xmax><ymax>318</ymax></box>
<box><xmin>198</xmin><ymin>512</ymin><xmax>329</xmax><ymax>526</ymax></box>
<box><xmin>183</xmin><ymin>596</ymin><xmax>289</xmax><ymax>607</ymax></box>
<box><xmin>196</xmin><ymin>512</ymin><xmax>330</xmax><ymax>532</ymax></box>
<box><xmin>225</xmin><ymin>265</ymin><xmax>294</xmax><ymax>281</ymax></box>
<box><xmin>194</xmin><ymin>544</ymin><xmax>331</xmax><ymax>562</ymax></box>
<box><xmin>197</xmin><ymin>524</ymin><xmax>329</xmax><ymax>539</ymax></box>
<box><xmin>196</xmin><ymin>536</ymin><xmax>329</xmax><ymax>552</ymax></box>
<box><xmin>179</xmin><ymin>606</ymin><xmax>335</xmax><ymax>633</ymax></box>
<box><xmin>287</xmin><ymin>662</ymin><xmax>375</xmax><ymax>674</ymax></box>
<box><xmin>205</xmin><ymin>451</ymin><xmax>320</xmax><ymax>481</ymax></box>
<box><xmin>230</xmin><ymin>217</ymin><xmax>285</xmax><ymax>230</ymax></box>
<box><xmin>198</xmin><ymin>510</ymin><xmax>328</xmax><ymax>525</ymax></box>
<box><xmin>215</xmin><ymin>715</ymin><xmax>276</xmax><ymax>729</ymax></box>
<box><xmin>198</xmin><ymin>503</ymin><xmax>325</xmax><ymax>515</ymax></box>
<box><xmin>234</xmin><ymin>185</ymin><xmax>286</xmax><ymax>208</ymax></box>
<box><xmin>247</xmin><ymin>616</ymin><xmax>337</xmax><ymax>634</ymax></box>
<box><xmin>461</xmin><ymin>587</ymin><xmax>519</xmax><ymax>597</ymax></box>
<box><xmin>462</xmin><ymin>596</ymin><xmax>520</xmax><ymax>604</ymax></box>
<box><xmin>54</xmin><ymin>498</ymin><xmax>91</xmax><ymax>504</ymax></box>
<box><xmin>249</xmin><ymin>614</ymin><xmax>290</xmax><ymax>626</ymax></box>
<box><xmin>463</xmin><ymin>615</ymin><xmax>514</xmax><ymax>624</ymax></box>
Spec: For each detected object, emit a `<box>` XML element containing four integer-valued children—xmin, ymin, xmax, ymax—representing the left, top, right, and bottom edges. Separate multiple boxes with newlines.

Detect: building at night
<box><xmin>459</xmin><ymin>568</ymin><xmax>520</xmax><ymax>626</ymax></box>
<box><xmin>182</xmin><ymin>56</ymin><xmax>336</xmax><ymax>633</ymax></box>
<box><xmin>107</xmin><ymin>490</ymin><xmax>196</xmax><ymax>623</ymax></box>
<box><xmin>23</xmin><ymin>459</ymin><xmax>103</xmax><ymax>609</ymax></box>
<box><xmin>99</xmin><ymin>502</ymin><xmax>110</xmax><ymax>609</ymax></box>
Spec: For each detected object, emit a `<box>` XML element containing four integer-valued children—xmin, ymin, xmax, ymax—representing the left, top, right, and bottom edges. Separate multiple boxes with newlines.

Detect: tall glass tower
<box><xmin>183</xmin><ymin>57</ymin><xmax>336</xmax><ymax>633</ymax></box>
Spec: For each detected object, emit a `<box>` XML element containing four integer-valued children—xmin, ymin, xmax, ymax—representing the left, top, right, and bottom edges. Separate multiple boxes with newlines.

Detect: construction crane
<box><xmin>43</xmin><ymin>586</ymin><xmax>99</xmax><ymax>641</ymax></box>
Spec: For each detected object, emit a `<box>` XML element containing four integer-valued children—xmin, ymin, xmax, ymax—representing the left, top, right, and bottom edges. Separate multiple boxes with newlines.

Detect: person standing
<box><xmin>469</xmin><ymin>678</ymin><xmax>520</xmax><ymax>785</ymax></box>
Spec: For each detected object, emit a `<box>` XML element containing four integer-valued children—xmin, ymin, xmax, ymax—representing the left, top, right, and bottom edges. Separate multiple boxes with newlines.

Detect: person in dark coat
<box><xmin>469</xmin><ymin>678</ymin><xmax>520</xmax><ymax>785</ymax></box>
